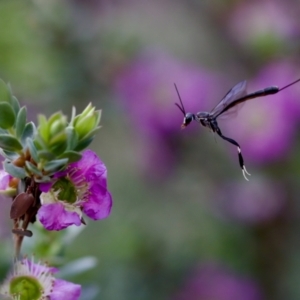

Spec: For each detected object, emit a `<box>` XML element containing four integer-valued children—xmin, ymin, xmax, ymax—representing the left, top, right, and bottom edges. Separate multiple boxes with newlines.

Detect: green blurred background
<box><xmin>2</xmin><ymin>1</ymin><xmax>300</xmax><ymax>299</ymax></box>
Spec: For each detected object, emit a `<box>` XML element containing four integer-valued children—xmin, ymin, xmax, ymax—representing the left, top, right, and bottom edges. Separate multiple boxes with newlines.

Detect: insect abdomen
<box><xmin>263</xmin><ymin>86</ymin><xmax>279</xmax><ymax>95</ymax></box>
<box><xmin>248</xmin><ymin>86</ymin><xmax>279</xmax><ymax>98</ymax></box>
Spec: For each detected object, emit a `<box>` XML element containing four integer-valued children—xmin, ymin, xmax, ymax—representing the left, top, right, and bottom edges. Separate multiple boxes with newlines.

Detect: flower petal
<box><xmin>70</xmin><ymin>150</ymin><xmax>107</xmax><ymax>187</ymax></box>
<box><xmin>39</xmin><ymin>182</ymin><xmax>53</xmax><ymax>193</ymax></box>
<box><xmin>51</xmin><ymin>279</ymin><xmax>81</xmax><ymax>300</ymax></box>
<box><xmin>37</xmin><ymin>202</ymin><xmax>81</xmax><ymax>230</ymax></box>
<box><xmin>0</xmin><ymin>170</ymin><xmax>11</xmax><ymax>190</ymax></box>
<box><xmin>82</xmin><ymin>184</ymin><xmax>112</xmax><ymax>220</ymax></box>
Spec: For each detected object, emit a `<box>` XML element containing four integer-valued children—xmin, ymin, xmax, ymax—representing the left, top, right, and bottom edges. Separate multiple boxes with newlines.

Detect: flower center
<box><xmin>10</xmin><ymin>276</ymin><xmax>42</xmax><ymax>300</ymax></box>
<box><xmin>52</xmin><ymin>177</ymin><xmax>77</xmax><ymax>204</ymax></box>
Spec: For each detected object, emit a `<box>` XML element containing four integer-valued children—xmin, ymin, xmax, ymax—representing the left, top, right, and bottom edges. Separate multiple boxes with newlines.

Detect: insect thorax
<box><xmin>195</xmin><ymin>112</ymin><xmax>209</xmax><ymax>125</ymax></box>
<box><xmin>196</xmin><ymin>111</ymin><xmax>210</xmax><ymax>119</ymax></box>
<box><xmin>195</xmin><ymin>112</ymin><xmax>218</xmax><ymax>130</ymax></box>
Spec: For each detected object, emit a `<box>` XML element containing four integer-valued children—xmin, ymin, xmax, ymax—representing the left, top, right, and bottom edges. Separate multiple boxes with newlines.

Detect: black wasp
<box><xmin>175</xmin><ymin>78</ymin><xmax>300</xmax><ymax>180</ymax></box>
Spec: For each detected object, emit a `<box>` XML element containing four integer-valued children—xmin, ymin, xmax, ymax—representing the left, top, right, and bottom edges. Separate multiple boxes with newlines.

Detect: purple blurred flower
<box><xmin>173</xmin><ymin>262</ymin><xmax>263</xmax><ymax>300</ymax></box>
<box><xmin>212</xmin><ymin>178</ymin><xmax>286</xmax><ymax>225</ymax></box>
<box><xmin>0</xmin><ymin>170</ymin><xmax>17</xmax><ymax>197</ymax></box>
<box><xmin>38</xmin><ymin>149</ymin><xmax>112</xmax><ymax>230</ymax></box>
<box><xmin>114</xmin><ymin>49</ymin><xmax>222</xmax><ymax>135</ymax></box>
<box><xmin>228</xmin><ymin>1</ymin><xmax>299</xmax><ymax>49</ymax></box>
<box><xmin>0</xmin><ymin>170</ymin><xmax>11</xmax><ymax>190</ymax></box>
<box><xmin>0</xmin><ymin>257</ymin><xmax>81</xmax><ymax>300</ymax></box>
<box><xmin>221</xmin><ymin>62</ymin><xmax>300</xmax><ymax>164</ymax></box>
<box><xmin>114</xmin><ymin>49</ymin><xmax>224</xmax><ymax>177</ymax></box>
<box><xmin>0</xmin><ymin>170</ymin><xmax>16</xmax><ymax>238</ymax></box>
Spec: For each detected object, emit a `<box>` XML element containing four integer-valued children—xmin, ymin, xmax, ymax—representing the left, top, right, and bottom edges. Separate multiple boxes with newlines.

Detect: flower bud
<box><xmin>72</xmin><ymin>104</ymin><xmax>101</xmax><ymax>140</ymax></box>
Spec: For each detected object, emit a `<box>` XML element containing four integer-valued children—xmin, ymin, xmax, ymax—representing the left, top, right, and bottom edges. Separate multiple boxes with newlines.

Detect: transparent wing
<box><xmin>209</xmin><ymin>81</ymin><xmax>248</xmax><ymax>118</ymax></box>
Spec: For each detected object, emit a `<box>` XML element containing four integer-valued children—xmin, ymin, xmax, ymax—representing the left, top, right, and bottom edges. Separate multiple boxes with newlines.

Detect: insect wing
<box><xmin>210</xmin><ymin>80</ymin><xmax>248</xmax><ymax>118</ymax></box>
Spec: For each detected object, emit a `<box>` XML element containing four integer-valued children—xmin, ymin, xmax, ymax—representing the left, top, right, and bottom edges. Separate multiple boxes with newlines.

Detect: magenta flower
<box><xmin>38</xmin><ymin>149</ymin><xmax>112</xmax><ymax>230</ymax></box>
<box><xmin>0</xmin><ymin>257</ymin><xmax>81</xmax><ymax>300</ymax></box>
<box><xmin>221</xmin><ymin>62</ymin><xmax>300</xmax><ymax>164</ymax></box>
<box><xmin>173</xmin><ymin>262</ymin><xmax>263</xmax><ymax>300</ymax></box>
<box><xmin>212</xmin><ymin>178</ymin><xmax>286</xmax><ymax>225</ymax></box>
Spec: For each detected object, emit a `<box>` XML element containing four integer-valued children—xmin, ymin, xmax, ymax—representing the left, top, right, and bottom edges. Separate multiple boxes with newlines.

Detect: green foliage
<box><xmin>0</xmin><ymin>80</ymin><xmax>101</xmax><ymax>181</ymax></box>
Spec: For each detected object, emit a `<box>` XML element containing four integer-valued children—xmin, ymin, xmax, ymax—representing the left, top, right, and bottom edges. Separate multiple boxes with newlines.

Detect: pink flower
<box><xmin>38</xmin><ymin>149</ymin><xmax>112</xmax><ymax>230</ymax></box>
<box><xmin>0</xmin><ymin>257</ymin><xmax>81</xmax><ymax>300</ymax></box>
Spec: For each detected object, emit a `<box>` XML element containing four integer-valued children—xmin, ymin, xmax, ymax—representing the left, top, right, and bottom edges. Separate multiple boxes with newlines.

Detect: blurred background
<box><xmin>1</xmin><ymin>0</ymin><xmax>300</xmax><ymax>299</ymax></box>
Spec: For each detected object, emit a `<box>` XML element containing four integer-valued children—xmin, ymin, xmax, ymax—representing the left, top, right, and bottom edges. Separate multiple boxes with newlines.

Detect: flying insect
<box><xmin>175</xmin><ymin>78</ymin><xmax>300</xmax><ymax>180</ymax></box>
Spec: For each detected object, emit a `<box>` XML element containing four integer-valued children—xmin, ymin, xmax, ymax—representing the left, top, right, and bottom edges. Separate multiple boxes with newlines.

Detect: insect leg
<box><xmin>215</xmin><ymin>127</ymin><xmax>250</xmax><ymax>180</ymax></box>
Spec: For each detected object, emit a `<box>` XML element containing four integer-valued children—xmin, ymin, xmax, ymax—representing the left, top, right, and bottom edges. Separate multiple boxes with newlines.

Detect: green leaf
<box><xmin>21</xmin><ymin>122</ymin><xmax>36</xmax><ymax>145</ymax></box>
<box><xmin>25</xmin><ymin>161</ymin><xmax>43</xmax><ymax>177</ymax></box>
<box><xmin>15</xmin><ymin>107</ymin><xmax>27</xmax><ymax>138</ymax></box>
<box><xmin>59</xmin><ymin>151</ymin><xmax>82</xmax><ymax>163</ymax></box>
<box><xmin>59</xmin><ymin>257</ymin><xmax>98</xmax><ymax>277</ymax></box>
<box><xmin>0</xmin><ymin>149</ymin><xmax>18</xmax><ymax>160</ymax></box>
<box><xmin>11</xmin><ymin>96</ymin><xmax>20</xmax><ymax>115</ymax></box>
<box><xmin>74</xmin><ymin>136</ymin><xmax>93</xmax><ymax>152</ymax></box>
<box><xmin>27</xmin><ymin>138</ymin><xmax>39</xmax><ymax>163</ymax></box>
<box><xmin>34</xmin><ymin>137</ymin><xmax>46</xmax><ymax>151</ymax></box>
<box><xmin>37</xmin><ymin>114</ymin><xmax>49</xmax><ymax>142</ymax></box>
<box><xmin>43</xmin><ymin>158</ymin><xmax>68</xmax><ymax>172</ymax></box>
<box><xmin>0</xmin><ymin>79</ymin><xmax>12</xmax><ymax>104</ymax></box>
<box><xmin>49</xmin><ymin>130</ymin><xmax>67</xmax><ymax>146</ymax></box>
<box><xmin>37</xmin><ymin>150</ymin><xmax>56</xmax><ymax>161</ymax></box>
<box><xmin>80</xmin><ymin>126</ymin><xmax>100</xmax><ymax>142</ymax></box>
<box><xmin>0</xmin><ymin>134</ymin><xmax>23</xmax><ymax>151</ymax></box>
<box><xmin>0</xmin><ymin>103</ymin><xmax>15</xmax><ymax>129</ymax></box>
<box><xmin>4</xmin><ymin>160</ymin><xmax>26</xmax><ymax>178</ymax></box>
<box><xmin>66</xmin><ymin>126</ymin><xmax>78</xmax><ymax>151</ymax></box>
<box><xmin>49</xmin><ymin>140</ymin><xmax>68</xmax><ymax>157</ymax></box>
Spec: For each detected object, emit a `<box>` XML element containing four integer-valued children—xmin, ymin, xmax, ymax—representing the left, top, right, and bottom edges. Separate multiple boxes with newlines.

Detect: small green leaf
<box><xmin>59</xmin><ymin>257</ymin><xmax>98</xmax><ymax>277</ymax></box>
<box><xmin>74</xmin><ymin>137</ymin><xmax>93</xmax><ymax>152</ymax></box>
<box><xmin>11</xmin><ymin>96</ymin><xmax>20</xmax><ymax>115</ymax></box>
<box><xmin>15</xmin><ymin>107</ymin><xmax>27</xmax><ymax>138</ymax></box>
<box><xmin>59</xmin><ymin>151</ymin><xmax>82</xmax><ymax>163</ymax></box>
<box><xmin>37</xmin><ymin>114</ymin><xmax>49</xmax><ymax>142</ymax></box>
<box><xmin>0</xmin><ymin>103</ymin><xmax>15</xmax><ymax>129</ymax></box>
<box><xmin>25</xmin><ymin>161</ymin><xmax>43</xmax><ymax>177</ymax></box>
<box><xmin>0</xmin><ymin>134</ymin><xmax>23</xmax><ymax>151</ymax></box>
<box><xmin>21</xmin><ymin>122</ymin><xmax>36</xmax><ymax>145</ymax></box>
<box><xmin>0</xmin><ymin>149</ymin><xmax>18</xmax><ymax>160</ymax></box>
<box><xmin>79</xmin><ymin>126</ymin><xmax>100</xmax><ymax>142</ymax></box>
<box><xmin>49</xmin><ymin>140</ymin><xmax>68</xmax><ymax>156</ymax></box>
<box><xmin>66</xmin><ymin>126</ymin><xmax>78</xmax><ymax>151</ymax></box>
<box><xmin>37</xmin><ymin>150</ymin><xmax>56</xmax><ymax>161</ymax></box>
<box><xmin>34</xmin><ymin>137</ymin><xmax>46</xmax><ymax>151</ymax></box>
<box><xmin>43</xmin><ymin>158</ymin><xmax>68</xmax><ymax>172</ymax></box>
<box><xmin>27</xmin><ymin>138</ymin><xmax>39</xmax><ymax>163</ymax></box>
<box><xmin>4</xmin><ymin>160</ymin><xmax>26</xmax><ymax>178</ymax></box>
<box><xmin>0</xmin><ymin>79</ymin><xmax>12</xmax><ymax>104</ymax></box>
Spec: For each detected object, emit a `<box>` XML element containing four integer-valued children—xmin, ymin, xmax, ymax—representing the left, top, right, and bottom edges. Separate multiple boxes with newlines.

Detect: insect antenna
<box><xmin>279</xmin><ymin>78</ymin><xmax>300</xmax><ymax>92</ymax></box>
<box><xmin>174</xmin><ymin>83</ymin><xmax>186</xmax><ymax>115</ymax></box>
